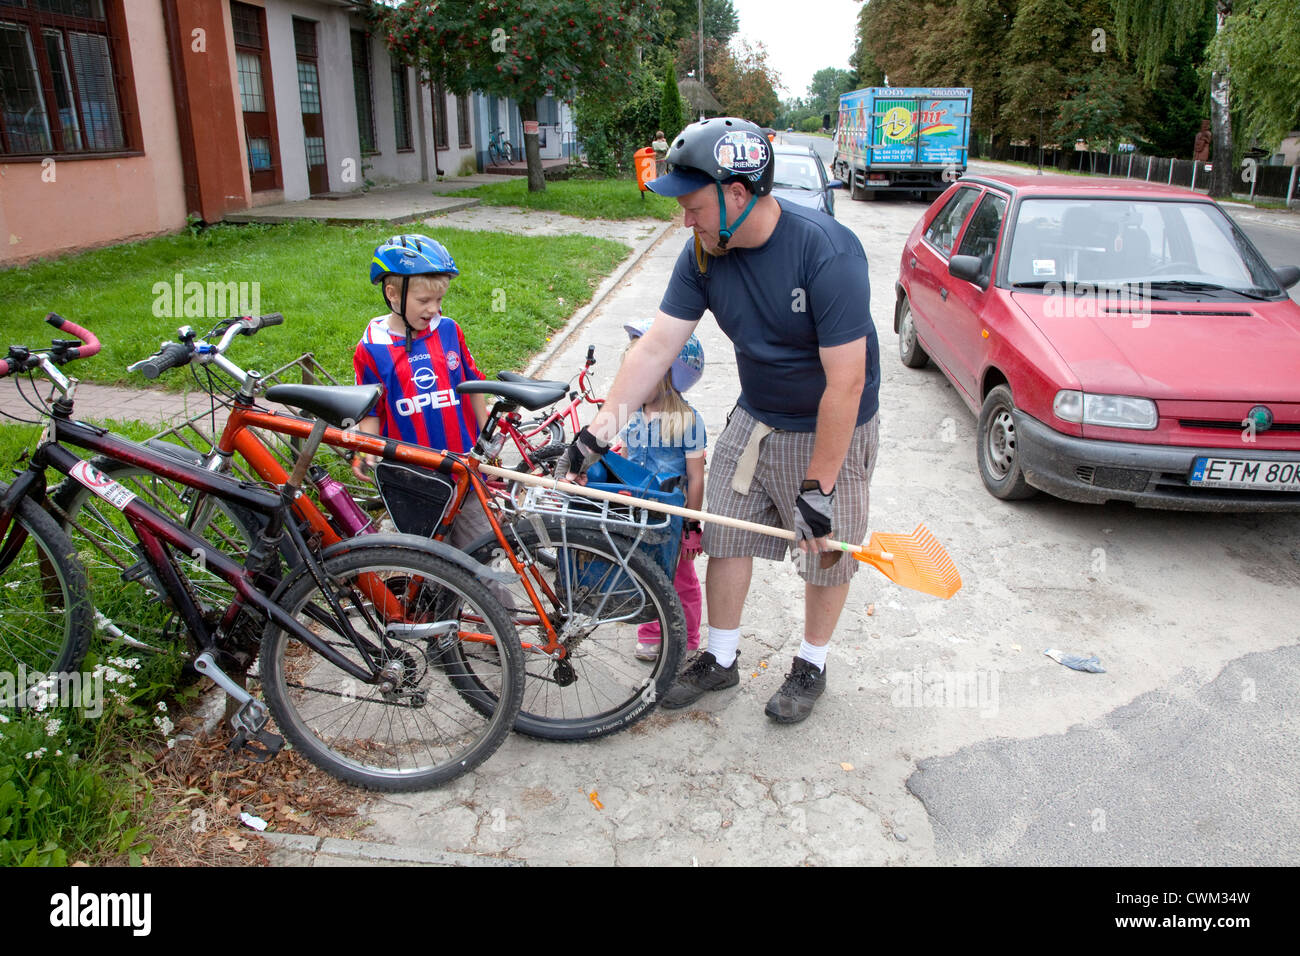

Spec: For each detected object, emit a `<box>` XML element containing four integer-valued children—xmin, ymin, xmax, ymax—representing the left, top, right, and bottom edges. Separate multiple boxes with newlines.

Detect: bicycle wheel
<box><xmin>464</xmin><ymin>519</ymin><xmax>685</xmax><ymax>740</ymax></box>
<box><xmin>0</xmin><ymin>488</ymin><xmax>92</xmax><ymax>707</ymax></box>
<box><xmin>488</xmin><ymin>142</ymin><xmax>502</xmax><ymax>166</ymax></box>
<box><xmin>50</xmin><ymin>457</ymin><xmax>261</xmax><ymax>651</ymax></box>
<box><xmin>502</xmin><ymin>141</ymin><xmax>513</xmax><ymax>164</ymax></box>
<box><xmin>259</xmin><ymin>542</ymin><xmax>523</xmax><ymax>791</ymax></box>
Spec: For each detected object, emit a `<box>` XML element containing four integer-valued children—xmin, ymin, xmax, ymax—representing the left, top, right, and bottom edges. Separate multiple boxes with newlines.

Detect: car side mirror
<box><xmin>1272</xmin><ymin>265</ymin><xmax>1300</xmax><ymax>289</ymax></box>
<box><xmin>949</xmin><ymin>254</ymin><xmax>984</xmax><ymax>285</ymax></box>
<box><xmin>828</xmin><ymin>179</ymin><xmax>844</xmax><ymax>190</ymax></box>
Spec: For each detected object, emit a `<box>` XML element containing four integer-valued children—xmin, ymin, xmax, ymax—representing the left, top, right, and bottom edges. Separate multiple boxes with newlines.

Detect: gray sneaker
<box><xmin>661</xmin><ymin>651</ymin><xmax>740</xmax><ymax>709</ymax></box>
<box><xmin>764</xmin><ymin>657</ymin><xmax>826</xmax><ymax>723</ymax></box>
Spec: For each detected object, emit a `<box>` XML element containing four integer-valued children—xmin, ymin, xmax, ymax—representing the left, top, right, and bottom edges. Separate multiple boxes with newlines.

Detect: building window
<box><xmin>0</xmin><ymin>0</ymin><xmax>132</xmax><ymax>156</ymax></box>
<box><xmin>391</xmin><ymin>65</ymin><xmax>410</xmax><ymax>150</ymax></box>
<box><xmin>351</xmin><ymin>29</ymin><xmax>375</xmax><ymax>155</ymax></box>
<box><xmin>432</xmin><ymin>82</ymin><xmax>448</xmax><ymax>149</ymax></box>
<box><xmin>457</xmin><ymin>93</ymin><xmax>470</xmax><ymax>148</ymax></box>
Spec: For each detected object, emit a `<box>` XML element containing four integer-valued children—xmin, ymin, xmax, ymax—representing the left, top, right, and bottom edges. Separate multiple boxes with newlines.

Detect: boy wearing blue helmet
<box><xmin>354</xmin><ymin>234</ymin><xmax>491</xmax><ymax>545</ymax></box>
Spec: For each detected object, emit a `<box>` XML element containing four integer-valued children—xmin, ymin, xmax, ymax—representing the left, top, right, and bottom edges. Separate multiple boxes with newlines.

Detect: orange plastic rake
<box><xmin>834</xmin><ymin>524</ymin><xmax>963</xmax><ymax>600</ymax></box>
<box><xmin>477</xmin><ymin>463</ymin><xmax>963</xmax><ymax>599</ymax></box>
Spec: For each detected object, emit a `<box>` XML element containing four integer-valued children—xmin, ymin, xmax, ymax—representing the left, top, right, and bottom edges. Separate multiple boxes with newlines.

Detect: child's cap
<box><xmin>625</xmin><ymin>317</ymin><xmax>705</xmax><ymax>392</ymax></box>
<box><xmin>371</xmin><ymin>234</ymin><xmax>459</xmax><ymax>285</ymax></box>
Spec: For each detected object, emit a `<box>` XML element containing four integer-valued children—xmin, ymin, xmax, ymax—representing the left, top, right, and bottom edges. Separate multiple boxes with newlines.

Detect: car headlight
<box><xmin>1053</xmin><ymin>390</ymin><xmax>1158</xmax><ymax>429</ymax></box>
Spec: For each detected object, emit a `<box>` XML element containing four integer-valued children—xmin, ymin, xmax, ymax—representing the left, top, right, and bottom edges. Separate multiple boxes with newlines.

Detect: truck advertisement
<box><xmin>833</xmin><ymin>87</ymin><xmax>973</xmax><ymax>200</ymax></box>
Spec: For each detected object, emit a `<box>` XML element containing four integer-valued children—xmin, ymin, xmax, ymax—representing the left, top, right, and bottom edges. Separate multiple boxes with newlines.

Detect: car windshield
<box><xmin>773</xmin><ymin>154</ymin><xmax>822</xmax><ymax>190</ymax></box>
<box><xmin>1004</xmin><ymin>198</ymin><xmax>1283</xmax><ymax>295</ymax></box>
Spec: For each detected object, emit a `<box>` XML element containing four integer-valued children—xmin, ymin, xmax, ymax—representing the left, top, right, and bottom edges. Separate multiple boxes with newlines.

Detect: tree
<box><xmin>1112</xmin><ymin>0</ymin><xmax>1232</xmax><ymax>197</ymax></box>
<box><xmin>807</xmin><ymin>67</ymin><xmax>857</xmax><ymax>115</ymax></box>
<box><xmin>708</xmin><ymin>39</ymin><xmax>781</xmax><ymax>125</ymax></box>
<box><xmin>660</xmin><ymin>60</ymin><xmax>686</xmax><ymax>138</ymax></box>
<box><xmin>373</xmin><ymin>0</ymin><xmax>655</xmax><ymax>192</ymax></box>
<box><xmin>1215</xmin><ymin>0</ymin><xmax>1300</xmax><ymax>150</ymax></box>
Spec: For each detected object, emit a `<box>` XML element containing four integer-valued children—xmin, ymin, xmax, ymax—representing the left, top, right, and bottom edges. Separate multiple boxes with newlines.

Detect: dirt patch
<box><xmin>141</xmin><ymin>729</ymin><xmax>369</xmax><ymax>867</ymax></box>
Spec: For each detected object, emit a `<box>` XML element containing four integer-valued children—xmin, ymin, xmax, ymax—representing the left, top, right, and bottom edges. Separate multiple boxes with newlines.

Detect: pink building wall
<box><xmin>0</xmin><ymin>4</ymin><xmax>189</xmax><ymax>266</ymax></box>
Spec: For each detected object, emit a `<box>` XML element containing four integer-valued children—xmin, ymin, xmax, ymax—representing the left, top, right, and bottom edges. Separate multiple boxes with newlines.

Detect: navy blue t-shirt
<box><xmin>659</xmin><ymin>199</ymin><xmax>880</xmax><ymax>431</ymax></box>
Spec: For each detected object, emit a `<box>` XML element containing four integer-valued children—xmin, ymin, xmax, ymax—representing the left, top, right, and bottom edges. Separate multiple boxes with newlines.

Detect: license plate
<box><xmin>1189</xmin><ymin>457</ymin><xmax>1300</xmax><ymax>491</ymax></box>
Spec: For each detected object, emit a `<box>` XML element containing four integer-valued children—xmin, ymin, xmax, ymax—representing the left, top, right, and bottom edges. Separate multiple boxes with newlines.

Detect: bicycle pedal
<box><xmin>228</xmin><ymin>726</ymin><xmax>283</xmax><ymax>763</ymax></box>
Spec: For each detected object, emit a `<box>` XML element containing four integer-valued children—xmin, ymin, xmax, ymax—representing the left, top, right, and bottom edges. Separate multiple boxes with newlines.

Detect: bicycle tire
<box><xmin>259</xmin><ymin>542</ymin><xmax>524</xmax><ymax>791</ymax></box>
<box><xmin>49</xmin><ymin>457</ymin><xmax>262</xmax><ymax>651</ymax></box>
<box><xmin>0</xmin><ymin>487</ymin><xmax>92</xmax><ymax>707</ymax></box>
<box><xmin>463</xmin><ymin>520</ymin><xmax>685</xmax><ymax>740</ymax></box>
<box><xmin>488</xmin><ymin>143</ymin><xmax>502</xmax><ymax>166</ymax></box>
<box><xmin>503</xmin><ymin>141</ymin><xmax>513</xmax><ymax>164</ymax></box>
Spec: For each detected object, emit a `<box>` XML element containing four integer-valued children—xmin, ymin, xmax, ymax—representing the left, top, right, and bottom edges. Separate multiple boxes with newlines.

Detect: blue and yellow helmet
<box><xmin>370</xmin><ymin>234</ymin><xmax>459</xmax><ymax>284</ymax></box>
<box><xmin>625</xmin><ymin>317</ymin><xmax>705</xmax><ymax>393</ymax></box>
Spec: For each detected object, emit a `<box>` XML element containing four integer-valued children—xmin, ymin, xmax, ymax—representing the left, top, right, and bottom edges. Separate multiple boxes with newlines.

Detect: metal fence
<box><xmin>971</xmin><ymin>139</ymin><xmax>1299</xmax><ymax>204</ymax></box>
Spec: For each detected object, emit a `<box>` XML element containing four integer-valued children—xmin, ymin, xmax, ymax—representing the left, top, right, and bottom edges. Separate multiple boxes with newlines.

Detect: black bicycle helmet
<box><xmin>647</xmin><ymin>117</ymin><xmax>774</xmax><ymax>248</ymax></box>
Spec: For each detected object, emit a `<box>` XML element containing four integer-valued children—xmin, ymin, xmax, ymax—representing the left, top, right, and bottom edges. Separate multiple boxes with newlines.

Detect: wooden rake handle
<box><xmin>477</xmin><ymin>462</ymin><xmax>961</xmax><ymax>599</ymax></box>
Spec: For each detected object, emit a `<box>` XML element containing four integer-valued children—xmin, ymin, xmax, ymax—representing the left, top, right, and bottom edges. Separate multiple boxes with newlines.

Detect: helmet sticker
<box><xmin>714</xmin><ymin>130</ymin><xmax>769</xmax><ymax>175</ymax></box>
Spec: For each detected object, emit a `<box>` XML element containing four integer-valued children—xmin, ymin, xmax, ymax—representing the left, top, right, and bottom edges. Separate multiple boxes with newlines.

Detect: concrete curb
<box><xmin>225</xmin><ymin>196</ymin><xmax>482</xmax><ymax>226</ymax></box>
<box><xmin>523</xmin><ymin>219</ymin><xmax>676</xmax><ymax>378</ymax></box>
<box><xmin>256</xmin><ymin>831</ymin><xmax>524</xmax><ymax>867</ymax></box>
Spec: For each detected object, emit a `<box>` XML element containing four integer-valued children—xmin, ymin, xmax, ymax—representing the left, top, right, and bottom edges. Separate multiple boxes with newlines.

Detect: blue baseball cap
<box><xmin>646</xmin><ymin>166</ymin><xmax>715</xmax><ymax>197</ymax></box>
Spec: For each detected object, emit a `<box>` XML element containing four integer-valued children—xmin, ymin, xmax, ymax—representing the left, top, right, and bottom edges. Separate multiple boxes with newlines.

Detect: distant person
<box><xmin>1194</xmin><ymin>120</ymin><xmax>1211</xmax><ymax>163</ymax></box>
<box><xmin>652</xmin><ymin>130</ymin><xmax>670</xmax><ymax>178</ymax></box>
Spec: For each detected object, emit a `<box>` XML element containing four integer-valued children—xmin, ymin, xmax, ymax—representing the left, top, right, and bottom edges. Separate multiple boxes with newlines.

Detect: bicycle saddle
<box><xmin>497</xmin><ymin>369</ymin><xmax>568</xmax><ymax>390</ymax></box>
<box><xmin>457</xmin><ymin>378</ymin><xmax>567</xmax><ymax>411</ymax></box>
<box><xmin>265</xmin><ymin>383</ymin><xmax>381</xmax><ymax>428</ymax></box>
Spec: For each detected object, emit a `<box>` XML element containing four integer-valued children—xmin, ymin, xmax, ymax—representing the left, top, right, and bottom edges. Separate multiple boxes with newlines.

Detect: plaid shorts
<box><xmin>702</xmin><ymin>405</ymin><xmax>879</xmax><ymax>586</ymax></box>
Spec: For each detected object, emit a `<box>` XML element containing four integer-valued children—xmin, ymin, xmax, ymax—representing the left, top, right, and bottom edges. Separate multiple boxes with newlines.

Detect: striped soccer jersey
<box><xmin>353</xmin><ymin>315</ymin><xmax>484</xmax><ymax>452</ymax></box>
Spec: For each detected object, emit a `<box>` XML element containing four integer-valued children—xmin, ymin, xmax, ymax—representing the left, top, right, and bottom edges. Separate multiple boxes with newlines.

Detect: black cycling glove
<box><xmin>563</xmin><ymin>425</ymin><xmax>610</xmax><ymax>479</ymax></box>
<box><xmin>794</xmin><ymin>479</ymin><xmax>834</xmax><ymax>545</ymax></box>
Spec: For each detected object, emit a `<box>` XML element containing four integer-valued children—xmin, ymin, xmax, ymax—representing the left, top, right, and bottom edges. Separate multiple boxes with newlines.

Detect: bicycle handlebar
<box><xmin>0</xmin><ymin>313</ymin><xmax>101</xmax><ymax>377</ymax></box>
<box><xmin>45</xmin><ymin>313</ymin><xmax>101</xmax><ymax>361</ymax></box>
<box><xmin>238</xmin><ymin>312</ymin><xmax>283</xmax><ymax>334</ymax></box>
<box><xmin>131</xmin><ymin>341</ymin><xmax>194</xmax><ymax>380</ymax></box>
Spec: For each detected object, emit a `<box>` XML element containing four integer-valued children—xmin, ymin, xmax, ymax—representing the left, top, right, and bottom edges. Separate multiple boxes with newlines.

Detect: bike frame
<box><xmin>213</xmin><ymin>404</ymin><xmax>565</xmax><ymax>655</ymax></box>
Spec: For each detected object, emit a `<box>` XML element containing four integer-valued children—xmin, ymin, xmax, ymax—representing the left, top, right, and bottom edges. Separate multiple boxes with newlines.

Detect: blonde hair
<box><xmin>624</xmin><ymin>340</ymin><xmax>694</xmax><ymax>445</ymax></box>
<box><xmin>382</xmin><ymin>272</ymin><xmax>450</xmax><ymax>309</ymax></box>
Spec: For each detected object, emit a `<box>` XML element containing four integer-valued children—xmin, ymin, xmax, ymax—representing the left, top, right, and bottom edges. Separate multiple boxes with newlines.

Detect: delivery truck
<box><xmin>832</xmin><ymin>87</ymin><xmax>972</xmax><ymax>201</ymax></box>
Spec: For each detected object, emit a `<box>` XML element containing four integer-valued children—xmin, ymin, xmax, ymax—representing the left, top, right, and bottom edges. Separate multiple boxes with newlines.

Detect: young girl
<box><xmin>620</xmin><ymin>319</ymin><xmax>707</xmax><ymax>661</ymax></box>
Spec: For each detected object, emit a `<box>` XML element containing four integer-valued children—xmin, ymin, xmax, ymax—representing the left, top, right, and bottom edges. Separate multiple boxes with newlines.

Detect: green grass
<box><xmin>0</xmin><ymin>220</ymin><xmax>630</xmax><ymax>388</ymax></box>
<box><xmin>451</xmin><ymin>177</ymin><xmax>679</xmax><ymax>220</ymax></box>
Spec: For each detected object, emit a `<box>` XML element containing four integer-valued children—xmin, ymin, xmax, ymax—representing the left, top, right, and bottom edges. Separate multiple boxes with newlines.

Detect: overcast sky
<box><xmin>731</xmin><ymin>0</ymin><xmax>861</xmax><ymax>101</ymax></box>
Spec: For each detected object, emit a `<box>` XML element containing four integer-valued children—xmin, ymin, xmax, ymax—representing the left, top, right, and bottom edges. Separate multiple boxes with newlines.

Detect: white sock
<box><xmin>797</xmin><ymin>640</ymin><xmax>828</xmax><ymax>671</ymax></box>
<box><xmin>706</xmin><ymin>627</ymin><xmax>740</xmax><ymax>667</ymax></box>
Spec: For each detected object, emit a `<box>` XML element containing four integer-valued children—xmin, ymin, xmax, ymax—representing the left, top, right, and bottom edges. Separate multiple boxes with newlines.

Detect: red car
<box><xmin>895</xmin><ymin>173</ymin><xmax>1300</xmax><ymax>510</ymax></box>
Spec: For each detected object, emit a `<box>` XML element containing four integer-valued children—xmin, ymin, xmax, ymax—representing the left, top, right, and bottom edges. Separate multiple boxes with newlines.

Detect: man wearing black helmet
<box><xmin>565</xmin><ymin>117</ymin><xmax>881</xmax><ymax>725</ymax></box>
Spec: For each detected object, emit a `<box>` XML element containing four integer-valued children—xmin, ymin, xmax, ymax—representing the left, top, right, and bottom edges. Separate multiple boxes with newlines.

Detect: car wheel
<box><xmin>897</xmin><ymin>297</ymin><xmax>930</xmax><ymax>369</ymax></box>
<box><xmin>977</xmin><ymin>385</ymin><xmax>1036</xmax><ymax>500</ymax></box>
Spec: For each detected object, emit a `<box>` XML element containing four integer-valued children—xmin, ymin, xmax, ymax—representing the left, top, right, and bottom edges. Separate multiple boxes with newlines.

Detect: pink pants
<box><xmin>637</xmin><ymin>555</ymin><xmax>702</xmax><ymax>650</ymax></box>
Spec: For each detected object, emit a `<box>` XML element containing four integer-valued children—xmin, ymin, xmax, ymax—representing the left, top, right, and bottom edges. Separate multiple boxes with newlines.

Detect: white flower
<box><xmin>153</xmin><ymin>715</ymin><xmax>174</xmax><ymax>737</ymax></box>
<box><xmin>0</xmin><ymin>713</ymin><xmax>9</xmax><ymax>724</ymax></box>
<box><xmin>44</xmin><ymin>717</ymin><xmax>62</xmax><ymax>737</ymax></box>
<box><xmin>156</xmin><ymin>701</ymin><xmax>167</xmax><ymax>713</ymax></box>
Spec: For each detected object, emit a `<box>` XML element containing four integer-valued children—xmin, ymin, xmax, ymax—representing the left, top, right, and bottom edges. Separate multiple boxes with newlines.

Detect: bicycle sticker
<box><xmin>69</xmin><ymin>460</ymin><xmax>137</xmax><ymax>510</ymax></box>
